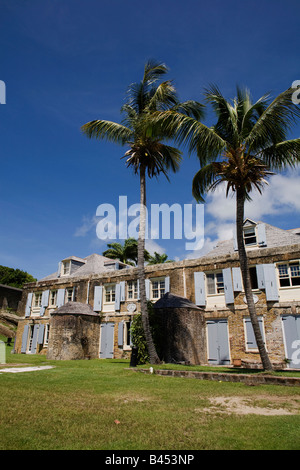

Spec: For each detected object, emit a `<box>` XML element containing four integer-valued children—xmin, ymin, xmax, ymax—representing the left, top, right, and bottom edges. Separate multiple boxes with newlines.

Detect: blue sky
<box><xmin>1</xmin><ymin>0</ymin><xmax>300</xmax><ymax>280</ymax></box>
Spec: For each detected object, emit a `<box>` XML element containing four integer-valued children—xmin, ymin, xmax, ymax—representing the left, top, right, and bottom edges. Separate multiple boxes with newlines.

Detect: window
<box><xmin>151</xmin><ymin>278</ymin><xmax>165</xmax><ymax>299</ymax></box>
<box><xmin>124</xmin><ymin>321</ymin><xmax>131</xmax><ymax>348</ymax></box>
<box><xmin>127</xmin><ymin>281</ymin><xmax>138</xmax><ymax>300</ymax></box>
<box><xmin>66</xmin><ymin>287</ymin><xmax>76</xmax><ymax>303</ymax></box>
<box><xmin>249</xmin><ymin>267</ymin><xmax>258</xmax><ymax>290</ymax></box>
<box><xmin>44</xmin><ymin>324</ymin><xmax>50</xmax><ymax>346</ymax></box>
<box><xmin>62</xmin><ymin>260</ymin><xmax>71</xmax><ymax>276</ymax></box>
<box><xmin>278</xmin><ymin>262</ymin><xmax>300</xmax><ymax>287</ymax></box>
<box><xmin>34</xmin><ymin>292</ymin><xmax>42</xmax><ymax>308</ymax></box>
<box><xmin>104</xmin><ymin>284</ymin><xmax>116</xmax><ymax>303</ymax></box>
<box><xmin>49</xmin><ymin>290</ymin><xmax>57</xmax><ymax>307</ymax></box>
<box><xmin>206</xmin><ymin>272</ymin><xmax>224</xmax><ymax>294</ymax></box>
<box><xmin>244</xmin><ymin>226</ymin><xmax>257</xmax><ymax>246</ymax></box>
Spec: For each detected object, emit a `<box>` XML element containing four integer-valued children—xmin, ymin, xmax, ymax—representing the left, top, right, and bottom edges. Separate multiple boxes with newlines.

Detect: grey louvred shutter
<box><xmin>31</xmin><ymin>324</ymin><xmax>39</xmax><ymax>354</ymax></box>
<box><xmin>233</xmin><ymin>229</ymin><xmax>238</xmax><ymax>251</ymax></box>
<box><xmin>56</xmin><ymin>289</ymin><xmax>65</xmax><ymax>307</ymax></box>
<box><xmin>40</xmin><ymin>290</ymin><xmax>49</xmax><ymax>316</ymax></box>
<box><xmin>118</xmin><ymin>321</ymin><xmax>124</xmax><ymax>347</ymax></box>
<box><xmin>57</xmin><ymin>262</ymin><xmax>62</xmax><ymax>278</ymax></box>
<box><xmin>257</xmin><ymin>223</ymin><xmax>267</xmax><ymax>246</ymax></box>
<box><xmin>245</xmin><ymin>317</ymin><xmax>265</xmax><ymax>349</ymax></box>
<box><xmin>25</xmin><ymin>293</ymin><xmax>33</xmax><ymax>318</ymax></box>
<box><xmin>256</xmin><ymin>264</ymin><xmax>279</xmax><ymax>301</ymax></box>
<box><xmin>115</xmin><ymin>284</ymin><xmax>121</xmax><ymax>311</ymax></box>
<box><xmin>194</xmin><ymin>272</ymin><xmax>206</xmax><ymax>306</ymax></box>
<box><xmin>222</xmin><ymin>268</ymin><xmax>234</xmax><ymax>304</ymax></box>
<box><xmin>38</xmin><ymin>324</ymin><xmax>45</xmax><ymax>345</ymax></box>
<box><xmin>232</xmin><ymin>267</ymin><xmax>243</xmax><ymax>292</ymax></box>
<box><xmin>21</xmin><ymin>324</ymin><xmax>29</xmax><ymax>353</ymax></box>
<box><xmin>93</xmin><ymin>286</ymin><xmax>103</xmax><ymax>312</ymax></box>
<box><xmin>120</xmin><ymin>281</ymin><xmax>126</xmax><ymax>302</ymax></box>
<box><xmin>263</xmin><ymin>264</ymin><xmax>279</xmax><ymax>301</ymax></box>
<box><xmin>165</xmin><ymin>276</ymin><xmax>170</xmax><ymax>293</ymax></box>
<box><xmin>256</xmin><ymin>264</ymin><xmax>265</xmax><ymax>289</ymax></box>
<box><xmin>145</xmin><ymin>279</ymin><xmax>150</xmax><ymax>300</ymax></box>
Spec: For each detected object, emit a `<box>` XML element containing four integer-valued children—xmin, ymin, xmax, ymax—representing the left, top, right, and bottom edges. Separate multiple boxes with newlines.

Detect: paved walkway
<box><xmin>0</xmin><ymin>366</ymin><xmax>54</xmax><ymax>374</ymax></box>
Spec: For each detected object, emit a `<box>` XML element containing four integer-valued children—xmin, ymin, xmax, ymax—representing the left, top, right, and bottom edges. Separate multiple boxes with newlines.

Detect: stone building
<box><xmin>14</xmin><ymin>219</ymin><xmax>300</xmax><ymax>368</ymax></box>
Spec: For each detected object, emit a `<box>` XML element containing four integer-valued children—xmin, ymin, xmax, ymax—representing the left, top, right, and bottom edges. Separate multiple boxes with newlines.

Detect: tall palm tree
<box><xmin>156</xmin><ymin>85</ymin><xmax>300</xmax><ymax>370</ymax></box>
<box><xmin>103</xmin><ymin>238</ymin><xmax>149</xmax><ymax>266</ymax></box>
<box><xmin>147</xmin><ymin>252</ymin><xmax>173</xmax><ymax>265</ymax></box>
<box><xmin>82</xmin><ymin>60</ymin><xmax>204</xmax><ymax>364</ymax></box>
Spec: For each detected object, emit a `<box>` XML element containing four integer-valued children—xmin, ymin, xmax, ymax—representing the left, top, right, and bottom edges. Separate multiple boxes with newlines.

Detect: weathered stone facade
<box><xmin>14</xmin><ymin>221</ymin><xmax>300</xmax><ymax>368</ymax></box>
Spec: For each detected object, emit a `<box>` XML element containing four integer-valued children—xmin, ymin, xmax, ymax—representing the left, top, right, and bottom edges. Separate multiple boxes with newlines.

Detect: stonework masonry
<box><xmin>14</xmin><ymin>221</ymin><xmax>300</xmax><ymax>369</ymax></box>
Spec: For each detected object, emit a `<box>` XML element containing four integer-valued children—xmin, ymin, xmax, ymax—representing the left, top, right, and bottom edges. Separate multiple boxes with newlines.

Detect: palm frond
<box><xmin>81</xmin><ymin>120</ymin><xmax>133</xmax><ymax>144</ymax></box>
<box><xmin>246</xmin><ymin>87</ymin><xmax>300</xmax><ymax>153</ymax></box>
<box><xmin>192</xmin><ymin>163</ymin><xmax>223</xmax><ymax>202</ymax></box>
<box><xmin>259</xmin><ymin>138</ymin><xmax>300</xmax><ymax>170</ymax></box>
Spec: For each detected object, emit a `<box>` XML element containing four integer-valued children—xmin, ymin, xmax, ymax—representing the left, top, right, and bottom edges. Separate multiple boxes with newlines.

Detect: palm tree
<box><xmin>102</xmin><ymin>238</ymin><xmax>149</xmax><ymax>266</ymax></box>
<box><xmin>147</xmin><ymin>252</ymin><xmax>173</xmax><ymax>265</ymax></box>
<box><xmin>82</xmin><ymin>60</ymin><xmax>203</xmax><ymax>364</ymax></box>
<box><xmin>157</xmin><ymin>85</ymin><xmax>300</xmax><ymax>370</ymax></box>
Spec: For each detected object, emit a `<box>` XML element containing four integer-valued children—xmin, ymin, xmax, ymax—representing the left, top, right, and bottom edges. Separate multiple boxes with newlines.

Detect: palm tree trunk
<box><xmin>138</xmin><ymin>165</ymin><xmax>161</xmax><ymax>364</ymax></box>
<box><xmin>236</xmin><ymin>189</ymin><xmax>273</xmax><ymax>371</ymax></box>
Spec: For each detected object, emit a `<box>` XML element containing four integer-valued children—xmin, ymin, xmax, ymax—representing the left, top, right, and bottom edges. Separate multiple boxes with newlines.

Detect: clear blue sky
<box><xmin>1</xmin><ymin>0</ymin><xmax>300</xmax><ymax>280</ymax></box>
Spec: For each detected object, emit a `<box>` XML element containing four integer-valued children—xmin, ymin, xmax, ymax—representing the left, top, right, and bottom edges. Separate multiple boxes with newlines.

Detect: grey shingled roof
<box><xmin>51</xmin><ymin>301</ymin><xmax>98</xmax><ymax>316</ymax></box>
<box><xmin>205</xmin><ymin>222</ymin><xmax>300</xmax><ymax>258</ymax></box>
<box><xmin>38</xmin><ymin>253</ymin><xmax>129</xmax><ymax>282</ymax></box>
<box><xmin>153</xmin><ymin>292</ymin><xmax>201</xmax><ymax>310</ymax></box>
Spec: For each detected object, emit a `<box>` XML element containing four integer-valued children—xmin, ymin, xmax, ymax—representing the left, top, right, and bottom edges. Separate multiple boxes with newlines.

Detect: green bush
<box><xmin>130</xmin><ymin>301</ymin><xmax>163</xmax><ymax>364</ymax></box>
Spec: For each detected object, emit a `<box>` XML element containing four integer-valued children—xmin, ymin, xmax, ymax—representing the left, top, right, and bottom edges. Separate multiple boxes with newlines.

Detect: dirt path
<box><xmin>197</xmin><ymin>395</ymin><xmax>300</xmax><ymax>416</ymax></box>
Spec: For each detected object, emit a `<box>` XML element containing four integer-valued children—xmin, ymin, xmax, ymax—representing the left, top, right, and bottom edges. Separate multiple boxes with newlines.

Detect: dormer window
<box><xmin>62</xmin><ymin>260</ymin><xmax>71</xmax><ymax>276</ymax></box>
<box><xmin>234</xmin><ymin>220</ymin><xmax>267</xmax><ymax>250</ymax></box>
<box><xmin>244</xmin><ymin>226</ymin><xmax>257</xmax><ymax>246</ymax></box>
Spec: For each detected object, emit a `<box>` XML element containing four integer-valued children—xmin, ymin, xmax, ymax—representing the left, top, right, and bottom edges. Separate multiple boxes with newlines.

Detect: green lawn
<box><xmin>0</xmin><ymin>347</ymin><xmax>300</xmax><ymax>450</ymax></box>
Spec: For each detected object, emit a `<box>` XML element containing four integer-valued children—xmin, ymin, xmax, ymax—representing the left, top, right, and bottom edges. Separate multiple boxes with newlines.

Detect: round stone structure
<box><xmin>47</xmin><ymin>301</ymin><xmax>101</xmax><ymax>360</ymax></box>
<box><xmin>153</xmin><ymin>292</ymin><xmax>206</xmax><ymax>365</ymax></box>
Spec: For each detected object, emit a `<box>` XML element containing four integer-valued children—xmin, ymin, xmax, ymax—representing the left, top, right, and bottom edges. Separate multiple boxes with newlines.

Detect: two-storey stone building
<box><xmin>14</xmin><ymin>219</ymin><xmax>300</xmax><ymax>368</ymax></box>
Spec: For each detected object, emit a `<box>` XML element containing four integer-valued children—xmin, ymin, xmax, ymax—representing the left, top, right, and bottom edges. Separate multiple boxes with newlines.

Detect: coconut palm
<box><xmin>82</xmin><ymin>60</ymin><xmax>204</xmax><ymax>364</ymax></box>
<box><xmin>156</xmin><ymin>85</ymin><xmax>300</xmax><ymax>370</ymax></box>
<box><xmin>103</xmin><ymin>238</ymin><xmax>149</xmax><ymax>266</ymax></box>
<box><xmin>147</xmin><ymin>252</ymin><xmax>173</xmax><ymax>265</ymax></box>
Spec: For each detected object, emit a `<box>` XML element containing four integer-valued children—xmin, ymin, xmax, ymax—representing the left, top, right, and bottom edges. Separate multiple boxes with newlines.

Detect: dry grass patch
<box><xmin>197</xmin><ymin>395</ymin><xmax>300</xmax><ymax>416</ymax></box>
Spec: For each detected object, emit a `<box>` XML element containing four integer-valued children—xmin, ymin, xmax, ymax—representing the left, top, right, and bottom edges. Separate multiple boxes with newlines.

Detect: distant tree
<box><xmin>0</xmin><ymin>266</ymin><xmax>36</xmax><ymax>288</ymax></box>
<box><xmin>147</xmin><ymin>252</ymin><xmax>173</xmax><ymax>265</ymax></box>
<box><xmin>102</xmin><ymin>238</ymin><xmax>150</xmax><ymax>266</ymax></box>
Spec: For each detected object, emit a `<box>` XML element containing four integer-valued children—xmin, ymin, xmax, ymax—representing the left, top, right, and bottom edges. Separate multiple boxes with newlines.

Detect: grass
<box><xmin>0</xmin><ymin>347</ymin><xmax>300</xmax><ymax>450</ymax></box>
